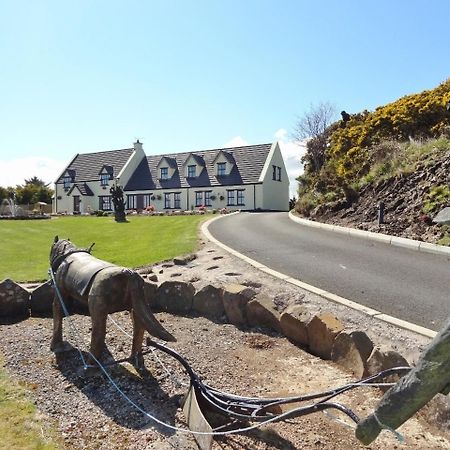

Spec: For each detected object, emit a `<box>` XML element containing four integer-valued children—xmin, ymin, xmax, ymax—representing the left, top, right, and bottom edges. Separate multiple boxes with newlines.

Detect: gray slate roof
<box><xmin>67</xmin><ymin>183</ymin><xmax>94</xmax><ymax>196</ymax></box>
<box><xmin>56</xmin><ymin>148</ymin><xmax>134</xmax><ymax>183</ymax></box>
<box><xmin>124</xmin><ymin>143</ymin><xmax>271</xmax><ymax>191</ymax></box>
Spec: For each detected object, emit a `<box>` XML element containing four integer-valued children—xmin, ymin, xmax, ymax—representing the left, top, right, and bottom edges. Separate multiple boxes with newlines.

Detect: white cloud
<box><xmin>224</xmin><ymin>136</ymin><xmax>249</xmax><ymax>148</ymax></box>
<box><xmin>0</xmin><ymin>157</ymin><xmax>66</xmax><ymax>187</ymax></box>
<box><xmin>274</xmin><ymin>128</ymin><xmax>288</xmax><ymax>140</ymax></box>
<box><xmin>274</xmin><ymin>129</ymin><xmax>306</xmax><ymax>198</ymax></box>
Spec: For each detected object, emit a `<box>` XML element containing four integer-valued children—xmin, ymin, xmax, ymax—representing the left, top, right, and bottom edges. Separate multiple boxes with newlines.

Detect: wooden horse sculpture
<box><xmin>49</xmin><ymin>236</ymin><xmax>175</xmax><ymax>372</ymax></box>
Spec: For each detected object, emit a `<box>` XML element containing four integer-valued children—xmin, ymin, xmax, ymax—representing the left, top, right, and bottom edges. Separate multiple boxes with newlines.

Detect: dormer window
<box><xmin>187</xmin><ymin>165</ymin><xmax>196</xmax><ymax>178</ymax></box>
<box><xmin>63</xmin><ymin>175</ymin><xmax>72</xmax><ymax>189</ymax></box>
<box><xmin>100</xmin><ymin>173</ymin><xmax>110</xmax><ymax>186</ymax></box>
<box><xmin>160</xmin><ymin>167</ymin><xmax>169</xmax><ymax>180</ymax></box>
<box><xmin>217</xmin><ymin>162</ymin><xmax>226</xmax><ymax>176</ymax></box>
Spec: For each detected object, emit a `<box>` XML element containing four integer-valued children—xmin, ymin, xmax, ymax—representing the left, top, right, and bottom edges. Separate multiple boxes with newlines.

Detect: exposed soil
<box><xmin>1</xmin><ymin>239</ymin><xmax>449</xmax><ymax>449</ymax></box>
<box><xmin>307</xmin><ymin>152</ymin><xmax>450</xmax><ymax>245</ymax></box>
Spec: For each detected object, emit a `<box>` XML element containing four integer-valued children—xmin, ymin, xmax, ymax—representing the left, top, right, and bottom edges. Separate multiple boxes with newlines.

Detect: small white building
<box><xmin>54</xmin><ymin>141</ymin><xmax>289</xmax><ymax>214</ymax></box>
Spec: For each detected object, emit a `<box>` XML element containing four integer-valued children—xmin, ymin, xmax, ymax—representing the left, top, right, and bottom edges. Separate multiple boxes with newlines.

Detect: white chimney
<box><xmin>133</xmin><ymin>139</ymin><xmax>143</xmax><ymax>152</ymax></box>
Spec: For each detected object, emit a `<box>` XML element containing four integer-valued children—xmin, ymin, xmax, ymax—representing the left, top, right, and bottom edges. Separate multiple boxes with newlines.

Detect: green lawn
<box><xmin>0</xmin><ymin>215</ymin><xmax>209</xmax><ymax>282</ymax></box>
<box><xmin>0</xmin><ymin>357</ymin><xmax>59</xmax><ymax>449</ymax></box>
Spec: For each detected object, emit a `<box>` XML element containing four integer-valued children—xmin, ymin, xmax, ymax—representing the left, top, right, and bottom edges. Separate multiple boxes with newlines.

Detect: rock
<box><xmin>192</xmin><ymin>285</ymin><xmax>225</xmax><ymax>319</ymax></box>
<box><xmin>331</xmin><ymin>331</ymin><xmax>374</xmax><ymax>377</ymax></box>
<box><xmin>433</xmin><ymin>207</ymin><xmax>450</xmax><ymax>225</ymax></box>
<box><xmin>0</xmin><ymin>279</ymin><xmax>30</xmax><ymax>317</ymax></box>
<box><xmin>30</xmin><ymin>281</ymin><xmax>54</xmax><ymax>316</ymax></box>
<box><xmin>279</xmin><ymin>305</ymin><xmax>311</xmax><ymax>347</ymax></box>
<box><xmin>364</xmin><ymin>348</ymin><xmax>409</xmax><ymax>377</ymax></box>
<box><xmin>143</xmin><ymin>281</ymin><xmax>158</xmax><ymax>309</ymax></box>
<box><xmin>222</xmin><ymin>284</ymin><xmax>256</xmax><ymax>326</ymax></box>
<box><xmin>246</xmin><ymin>294</ymin><xmax>282</xmax><ymax>332</ymax></box>
<box><xmin>307</xmin><ymin>312</ymin><xmax>345</xmax><ymax>359</ymax></box>
<box><xmin>173</xmin><ymin>254</ymin><xmax>197</xmax><ymax>265</ymax></box>
<box><xmin>156</xmin><ymin>280</ymin><xmax>195</xmax><ymax>314</ymax></box>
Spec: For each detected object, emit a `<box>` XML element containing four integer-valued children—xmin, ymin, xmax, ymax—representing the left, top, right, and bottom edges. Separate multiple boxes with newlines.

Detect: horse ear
<box><xmin>54</xmin><ymin>235</ymin><xmax>59</xmax><ymax>243</ymax></box>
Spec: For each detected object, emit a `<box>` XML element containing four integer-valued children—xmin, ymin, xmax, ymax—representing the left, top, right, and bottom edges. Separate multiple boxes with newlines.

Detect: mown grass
<box><xmin>0</xmin><ymin>215</ymin><xmax>209</xmax><ymax>282</ymax></box>
<box><xmin>0</xmin><ymin>357</ymin><xmax>60</xmax><ymax>449</ymax></box>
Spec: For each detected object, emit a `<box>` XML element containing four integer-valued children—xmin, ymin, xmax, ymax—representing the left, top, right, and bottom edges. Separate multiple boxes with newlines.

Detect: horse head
<box><xmin>50</xmin><ymin>236</ymin><xmax>77</xmax><ymax>271</ymax></box>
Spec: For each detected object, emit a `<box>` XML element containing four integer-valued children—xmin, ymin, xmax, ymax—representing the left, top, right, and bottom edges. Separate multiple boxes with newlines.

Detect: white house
<box><xmin>53</xmin><ymin>141</ymin><xmax>289</xmax><ymax>213</ymax></box>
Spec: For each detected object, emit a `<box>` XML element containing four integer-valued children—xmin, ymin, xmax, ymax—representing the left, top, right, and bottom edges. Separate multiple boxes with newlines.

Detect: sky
<box><xmin>1</xmin><ymin>1</ymin><xmax>449</xmax><ymax>196</ymax></box>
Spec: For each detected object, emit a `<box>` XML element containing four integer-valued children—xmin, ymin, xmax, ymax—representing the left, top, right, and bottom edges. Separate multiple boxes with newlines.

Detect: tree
<box><xmin>14</xmin><ymin>177</ymin><xmax>54</xmax><ymax>205</ymax></box>
<box><xmin>292</xmin><ymin>102</ymin><xmax>337</xmax><ymax>173</ymax></box>
<box><xmin>0</xmin><ymin>186</ymin><xmax>15</xmax><ymax>201</ymax></box>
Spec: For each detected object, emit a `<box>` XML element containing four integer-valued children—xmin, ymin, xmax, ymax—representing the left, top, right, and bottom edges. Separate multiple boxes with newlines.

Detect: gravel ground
<box><xmin>1</xmin><ymin>238</ymin><xmax>449</xmax><ymax>449</ymax></box>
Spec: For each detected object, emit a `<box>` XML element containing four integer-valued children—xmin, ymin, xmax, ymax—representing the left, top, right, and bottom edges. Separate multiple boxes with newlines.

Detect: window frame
<box><xmin>164</xmin><ymin>192</ymin><xmax>172</xmax><ymax>209</ymax></box>
<box><xmin>205</xmin><ymin>191</ymin><xmax>212</xmax><ymax>207</ymax></box>
<box><xmin>160</xmin><ymin>167</ymin><xmax>169</xmax><ymax>180</ymax></box>
<box><xmin>187</xmin><ymin>165</ymin><xmax>196</xmax><ymax>178</ymax></box>
<box><xmin>277</xmin><ymin>166</ymin><xmax>281</xmax><ymax>181</ymax></box>
<box><xmin>100</xmin><ymin>173</ymin><xmax>110</xmax><ymax>186</ymax></box>
<box><xmin>237</xmin><ymin>189</ymin><xmax>245</xmax><ymax>206</ymax></box>
<box><xmin>127</xmin><ymin>194</ymin><xmax>137</xmax><ymax>209</ymax></box>
<box><xmin>99</xmin><ymin>195</ymin><xmax>112</xmax><ymax>211</ymax></box>
<box><xmin>63</xmin><ymin>175</ymin><xmax>72</xmax><ymax>189</ymax></box>
<box><xmin>143</xmin><ymin>194</ymin><xmax>152</xmax><ymax>208</ymax></box>
<box><xmin>217</xmin><ymin>162</ymin><xmax>226</xmax><ymax>176</ymax></box>
<box><xmin>227</xmin><ymin>190</ymin><xmax>235</xmax><ymax>206</ymax></box>
<box><xmin>195</xmin><ymin>191</ymin><xmax>203</xmax><ymax>207</ymax></box>
<box><xmin>174</xmin><ymin>192</ymin><xmax>181</xmax><ymax>209</ymax></box>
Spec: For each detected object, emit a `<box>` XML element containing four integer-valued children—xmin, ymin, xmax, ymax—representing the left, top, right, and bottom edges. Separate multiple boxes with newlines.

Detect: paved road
<box><xmin>208</xmin><ymin>212</ymin><xmax>450</xmax><ymax>331</ymax></box>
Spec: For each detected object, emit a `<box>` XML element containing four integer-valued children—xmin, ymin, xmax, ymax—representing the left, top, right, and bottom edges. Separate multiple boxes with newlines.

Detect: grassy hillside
<box><xmin>295</xmin><ymin>79</ymin><xmax>450</xmax><ymax>244</ymax></box>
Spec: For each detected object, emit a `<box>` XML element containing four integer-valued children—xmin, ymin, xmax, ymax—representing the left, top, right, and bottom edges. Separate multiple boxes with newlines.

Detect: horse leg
<box><xmin>88</xmin><ymin>299</ymin><xmax>107</xmax><ymax>367</ymax></box>
<box><xmin>50</xmin><ymin>293</ymin><xmax>69</xmax><ymax>352</ymax></box>
<box><xmin>131</xmin><ymin>309</ymin><xmax>147</xmax><ymax>373</ymax></box>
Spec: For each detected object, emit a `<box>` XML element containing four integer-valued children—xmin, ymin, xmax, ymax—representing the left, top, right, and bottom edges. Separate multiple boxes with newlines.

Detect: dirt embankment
<box><xmin>308</xmin><ymin>154</ymin><xmax>450</xmax><ymax>245</ymax></box>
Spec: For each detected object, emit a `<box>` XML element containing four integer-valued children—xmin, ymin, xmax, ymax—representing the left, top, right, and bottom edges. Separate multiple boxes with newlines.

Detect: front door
<box><xmin>73</xmin><ymin>195</ymin><xmax>80</xmax><ymax>213</ymax></box>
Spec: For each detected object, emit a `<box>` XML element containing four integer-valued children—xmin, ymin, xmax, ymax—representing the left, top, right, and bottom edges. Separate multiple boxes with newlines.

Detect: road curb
<box><xmin>202</xmin><ymin>214</ymin><xmax>437</xmax><ymax>339</ymax></box>
<box><xmin>288</xmin><ymin>211</ymin><xmax>450</xmax><ymax>256</ymax></box>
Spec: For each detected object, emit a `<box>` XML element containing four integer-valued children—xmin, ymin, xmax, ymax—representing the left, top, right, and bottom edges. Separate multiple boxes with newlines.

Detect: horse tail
<box><xmin>128</xmin><ymin>271</ymin><xmax>176</xmax><ymax>342</ymax></box>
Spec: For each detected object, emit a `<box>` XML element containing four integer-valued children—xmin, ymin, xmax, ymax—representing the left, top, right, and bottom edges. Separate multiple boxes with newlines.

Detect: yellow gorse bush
<box><xmin>327</xmin><ymin>78</ymin><xmax>450</xmax><ymax>183</ymax></box>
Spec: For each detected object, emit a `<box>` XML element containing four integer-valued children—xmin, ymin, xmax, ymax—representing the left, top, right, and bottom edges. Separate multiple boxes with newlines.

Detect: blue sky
<box><xmin>1</xmin><ymin>0</ymin><xmax>449</xmax><ymax>194</ymax></box>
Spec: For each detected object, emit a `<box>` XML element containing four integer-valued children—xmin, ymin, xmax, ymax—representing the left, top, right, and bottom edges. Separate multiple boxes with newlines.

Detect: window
<box><xmin>163</xmin><ymin>192</ymin><xmax>181</xmax><ymax>209</ymax></box>
<box><xmin>205</xmin><ymin>191</ymin><xmax>211</xmax><ymax>207</ymax></box>
<box><xmin>174</xmin><ymin>192</ymin><xmax>181</xmax><ymax>209</ymax></box>
<box><xmin>100</xmin><ymin>173</ymin><xmax>110</xmax><ymax>186</ymax></box>
<box><xmin>143</xmin><ymin>194</ymin><xmax>152</xmax><ymax>208</ymax></box>
<box><xmin>187</xmin><ymin>165</ymin><xmax>196</xmax><ymax>178</ymax></box>
<box><xmin>227</xmin><ymin>190</ymin><xmax>235</xmax><ymax>206</ymax></box>
<box><xmin>272</xmin><ymin>165</ymin><xmax>281</xmax><ymax>181</ymax></box>
<box><xmin>195</xmin><ymin>191</ymin><xmax>203</xmax><ymax>207</ymax></box>
<box><xmin>217</xmin><ymin>162</ymin><xmax>226</xmax><ymax>176</ymax></box>
<box><xmin>63</xmin><ymin>175</ymin><xmax>72</xmax><ymax>189</ymax></box>
<box><xmin>164</xmin><ymin>193</ymin><xmax>171</xmax><ymax>209</ymax></box>
<box><xmin>160</xmin><ymin>167</ymin><xmax>168</xmax><ymax>180</ymax></box>
<box><xmin>237</xmin><ymin>190</ymin><xmax>245</xmax><ymax>206</ymax></box>
<box><xmin>127</xmin><ymin>195</ymin><xmax>137</xmax><ymax>209</ymax></box>
<box><xmin>99</xmin><ymin>196</ymin><xmax>112</xmax><ymax>211</ymax></box>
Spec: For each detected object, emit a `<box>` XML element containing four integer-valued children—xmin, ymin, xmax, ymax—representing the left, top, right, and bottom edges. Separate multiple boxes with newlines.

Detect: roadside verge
<box><xmin>288</xmin><ymin>211</ymin><xmax>450</xmax><ymax>256</ymax></box>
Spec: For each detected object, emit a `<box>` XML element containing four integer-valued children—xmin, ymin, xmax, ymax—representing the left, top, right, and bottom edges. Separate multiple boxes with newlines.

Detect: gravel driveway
<box><xmin>0</xmin><ymin>239</ymin><xmax>448</xmax><ymax>449</ymax></box>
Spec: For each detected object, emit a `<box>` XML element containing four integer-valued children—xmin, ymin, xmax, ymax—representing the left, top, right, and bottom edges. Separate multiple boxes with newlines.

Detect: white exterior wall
<box><xmin>54</xmin><ymin>143</ymin><xmax>145</xmax><ymax>214</ymax></box>
<box><xmin>259</xmin><ymin>142</ymin><xmax>289</xmax><ymax>211</ymax></box>
<box><xmin>124</xmin><ymin>184</ymin><xmax>261</xmax><ymax>212</ymax></box>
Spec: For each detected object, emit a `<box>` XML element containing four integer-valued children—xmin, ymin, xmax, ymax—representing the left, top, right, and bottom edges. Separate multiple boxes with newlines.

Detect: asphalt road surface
<box><xmin>208</xmin><ymin>212</ymin><xmax>450</xmax><ymax>332</ymax></box>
